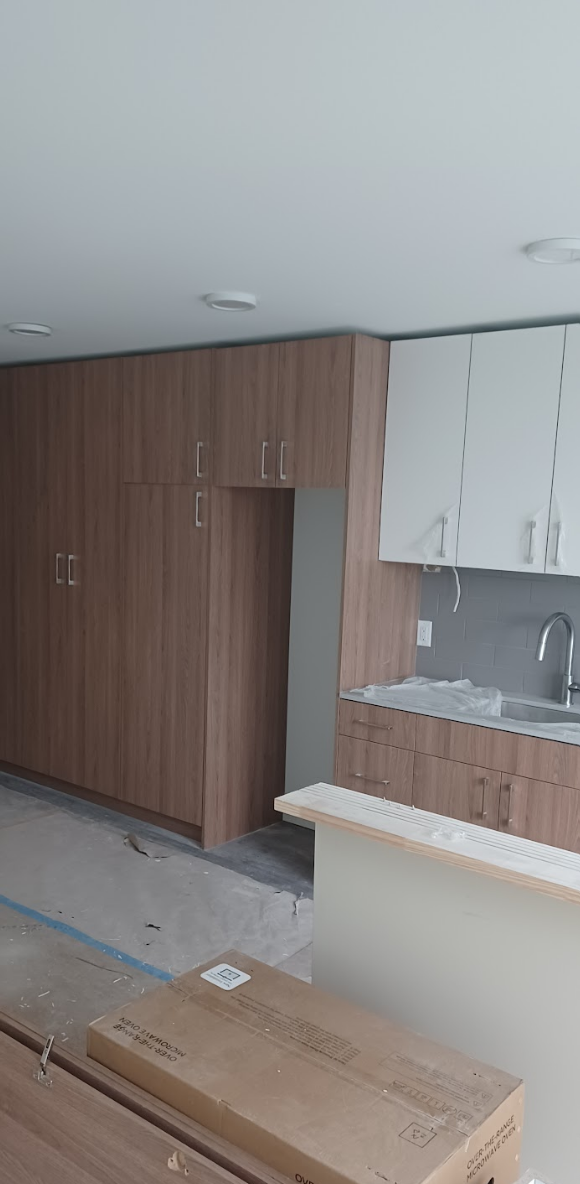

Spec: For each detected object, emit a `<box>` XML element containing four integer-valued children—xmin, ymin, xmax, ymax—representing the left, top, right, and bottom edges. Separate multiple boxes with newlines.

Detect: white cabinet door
<box><xmin>546</xmin><ymin>324</ymin><xmax>580</xmax><ymax>575</ymax></box>
<box><xmin>379</xmin><ymin>335</ymin><xmax>471</xmax><ymax>565</ymax></box>
<box><xmin>457</xmin><ymin>326</ymin><xmax>564</xmax><ymax>572</ymax></box>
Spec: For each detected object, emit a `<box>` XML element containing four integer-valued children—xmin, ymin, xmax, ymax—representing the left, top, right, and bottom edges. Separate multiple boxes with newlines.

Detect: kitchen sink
<box><xmin>501</xmin><ymin>699</ymin><xmax>580</xmax><ymax>725</ymax></box>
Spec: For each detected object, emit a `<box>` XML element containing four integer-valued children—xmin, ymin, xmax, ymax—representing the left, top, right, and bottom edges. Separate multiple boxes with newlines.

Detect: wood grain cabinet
<box><xmin>412</xmin><ymin>753</ymin><xmax>501</xmax><ymax>829</ymax></box>
<box><xmin>338</xmin><ymin>698</ymin><xmax>416</xmax><ymax>750</ymax></box>
<box><xmin>123</xmin><ymin>350</ymin><xmax>212</xmax><ymax>484</ymax></box>
<box><xmin>213</xmin><ymin>337</ymin><xmax>352</xmax><ymax>489</ymax></box>
<box><xmin>499</xmin><ymin>774</ymin><xmax>580</xmax><ymax>852</ymax></box>
<box><xmin>336</xmin><ymin>734</ymin><xmax>413</xmax><ymax>804</ymax></box>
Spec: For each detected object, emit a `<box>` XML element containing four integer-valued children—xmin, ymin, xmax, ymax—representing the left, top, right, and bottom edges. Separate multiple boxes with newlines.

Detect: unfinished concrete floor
<box><xmin>0</xmin><ymin>773</ymin><xmax>313</xmax><ymax>1055</ymax></box>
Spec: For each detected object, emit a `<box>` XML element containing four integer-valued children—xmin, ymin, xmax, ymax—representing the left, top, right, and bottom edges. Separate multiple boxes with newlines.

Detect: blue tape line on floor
<box><xmin>0</xmin><ymin>892</ymin><xmax>172</xmax><ymax>981</ymax></box>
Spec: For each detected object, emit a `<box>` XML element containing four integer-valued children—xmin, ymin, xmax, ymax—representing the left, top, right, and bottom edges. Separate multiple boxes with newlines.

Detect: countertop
<box><xmin>340</xmin><ymin>682</ymin><xmax>580</xmax><ymax>748</ymax></box>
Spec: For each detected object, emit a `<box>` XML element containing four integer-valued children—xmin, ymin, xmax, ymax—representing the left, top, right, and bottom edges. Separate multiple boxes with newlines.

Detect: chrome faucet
<box><xmin>535</xmin><ymin>612</ymin><xmax>580</xmax><ymax>707</ymax></box>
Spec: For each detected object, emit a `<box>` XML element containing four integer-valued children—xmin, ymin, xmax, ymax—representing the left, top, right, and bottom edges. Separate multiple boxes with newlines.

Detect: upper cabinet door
<box><xmin>457</xmin><ymin>327</ymin><xmax>565</xmax><ymax>572</ymax></box>
<box><xmin>213</xmin><ymin>344</ymin><xmax>279</xmax><ymax>487</ymax></box>
<box><xmin>123</xmin><ymin>350</ymin><xmax>211</xmax><ymax>484</ymax></box>
<box><xmin>546</xmin><ymin>325</ymin><xmax>580</xmax><ymax>576</ymax></box>
<box><xmin>379</xmin><ymin>335</ymin><xmax>471</xmax><ymax>564</ymax></box>
<box><xmin>277</xmin><ymin>337</ymin><xmax>352</xmax><ymax>487</ymax></box>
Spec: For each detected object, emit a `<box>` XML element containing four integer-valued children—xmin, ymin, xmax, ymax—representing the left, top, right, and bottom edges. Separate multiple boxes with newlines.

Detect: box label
<box><xmin>200</xmin><ymin>963</ymin><xmax>252</xmax><ymax>991</ymax></box>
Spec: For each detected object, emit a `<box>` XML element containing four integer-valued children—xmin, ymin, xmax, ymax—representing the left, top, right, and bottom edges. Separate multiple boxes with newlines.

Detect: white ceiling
<box><xmin>2</xmin><ymin>0</ymin><xmax>580</xmax><ymax>364</ymax></box>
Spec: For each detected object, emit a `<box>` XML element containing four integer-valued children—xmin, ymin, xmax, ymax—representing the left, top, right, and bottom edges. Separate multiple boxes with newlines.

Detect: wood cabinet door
<box><xmin>379</xmin><ymin>335</ymin><xmax>471</xmax><ymax>564</ymax></box>
<box><xmin>212</xmin><ymin>344</ymin><xmax>279</xmax><ymax>487</ymax></box>
<box><xmin>122</xmin><ymin>485</ymin><xmax>208</xmax><ymax>825</ymax></box>
<box><xmin>0</xmin><ymin>374</ymin><xmax>18</xmax><ymax>763</ymax></box>
<box><xmin>123</xmin><ymin>350</ymin><xmax>211</xmax><ymax>484</ymax></box>
<box><xmin>499</xmin><ymin>774</ymin><xmax>580</xmax><ymax>852</ymax></box>
<box><xmin>412</xmin><ymin>753</ymin><xmax>501</xmax><ymax>828</ymax></box>
<box><xmin>458</xmin><ymin>326</ymin><xmax>564</xmax><ymax>572</ymax></box>
<box><xmin>277</xmin><ymin>337</ymin><xmax>352</xmax><ymax>487</ymax></box>
<box><xmin>336</xmin><ymin>734</ymin><xmax>413</xmax><ymax>804</ymax></box>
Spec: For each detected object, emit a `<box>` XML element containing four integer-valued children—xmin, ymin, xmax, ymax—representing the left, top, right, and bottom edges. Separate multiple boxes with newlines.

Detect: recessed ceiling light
<box><xmin>204</xmin><ymin>291</ymin><xmax>257</xmax><ymax>312</ymax></box>
<box><xmin>525</xmin><ymin>238</ymin><xmax>580</xmax><ymax>264</ymax></box>
<box><xmin>6</xmin><ymin>321</ymin><xmax>52</xmax><ymax>337</ymax></box>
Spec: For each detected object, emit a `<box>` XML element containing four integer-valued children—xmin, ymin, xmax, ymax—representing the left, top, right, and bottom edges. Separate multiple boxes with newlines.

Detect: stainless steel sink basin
<box><xmin>501</xmin><ymin>699</ymin><xmax>580</xmax><ymax>725</ymax></box>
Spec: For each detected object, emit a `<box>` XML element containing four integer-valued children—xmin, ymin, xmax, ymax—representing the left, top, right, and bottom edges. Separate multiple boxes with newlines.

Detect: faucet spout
<box><xmin>535</xmin><ymin>612</ymin><xmax>577</xmax><ymax>707</ymax></box>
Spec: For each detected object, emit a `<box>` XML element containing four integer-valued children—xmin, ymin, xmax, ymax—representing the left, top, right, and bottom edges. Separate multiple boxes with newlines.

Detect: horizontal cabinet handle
<box><xmin>352</xmin><ymin>772</ymin><xmax>390</xmax><ymax>785</ymax></box>
<box><xmin>354</xmin><ymin>719</ymin><xmax>393</xmax><ymax>730</ymax></box>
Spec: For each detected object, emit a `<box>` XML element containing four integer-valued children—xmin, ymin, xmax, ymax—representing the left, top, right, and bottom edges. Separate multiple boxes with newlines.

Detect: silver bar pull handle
<box><xmin>196</xmin><ymin>441</ymin><xmax>207</xmax><ymax>480</ymax></box>
<box><xmin>355</xmin><ymin>719</ymin><xmax>393</xmax><ymax>730</ymax></box>
<box><xmin>352</xmin><ymin>773</ymin><xmax>390</xmax><ymax>786</ymax></box>
<box><xmin>279</xmin><ymin>441</ymin><xmax>287</xmax><ymax>481</ymax></box>
<box><xmin>527</xmin><ymin>520</ymin><xmax>537</xmax><ymax>565</ymax></box>
<box><xmin>261</xmin><ymin>441</ymin><xmax>269</xmax><ymax>481</ymax></box>
<box><xmin>195</xmin><ymin>490</ymin><xmax>202</xmax><ymax>528</ymax></box>
<box><xmin>504</xmin><ymin>783</ymin><xmax>514</xmax><ymax>827</ymax></box>
<box><xmin>481</xmin><ymin>776</ymin><xmax>489</xmax><ymax>819</ymax></box>
<box><xmin>55</xmin><ymin>553</ymin><xmax>65</xmax><ymax>585</ymax></box>
<box><xmin>440</xmin><ymin>515</ymin><xmax>449</xmax><ymax>559</ymax></box>
<box><xmin>67</xmin><ymin>555</ymin><xmax>78</xmax><ymax>586</ymax></box>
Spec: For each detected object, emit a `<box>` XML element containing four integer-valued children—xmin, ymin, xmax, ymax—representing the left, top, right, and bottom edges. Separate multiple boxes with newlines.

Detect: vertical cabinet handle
<box><xmin>440</xmin><ymin>515</ymin><xmax>449</xmax><ymax>559</ymax></box>
<box><xmin>67</xmin><ymin>555</ymin><xmax>78</xmax><ymax>586</ymax></box>
<box><xmin>55</xmin><ymin>553</ymin><xmax>65</xmax><ymax>585</ymax></box>
<box><xmin>526</xmin><ymin>520</ymin><xmax>537</xmax><ymax>565</ymax></box>
<box><xmin>195</xmin><ymin>441</ymin><xmax>207</xmax><ymax>480</ymax></box>
<box><xmin>279</xmin><ymin>441</ymin><xmax>288</xmax><ymax>481</ymax></box>
<box><xmin>555</xmin><ymin>521</ymin><xmax>563</xmax><ymax>567</ymax></box>
<box><xmin>261</xmin><ymin>441</ymin><xmax>269</xmax><ymax>481</ymax></box>
<box><xmin>503</xmin><ymin>783</ymin><xmax>515</xmax><ymax>828</ymax></box>
<box><xmin>481</xmin><ymin>776</ymin><xmax>489</xmax><ymax>819</ymax></box>
<box><xmin>195</xmin><ymin>491</ymin><xmax>203</xmax><ymax>528</ymax></box>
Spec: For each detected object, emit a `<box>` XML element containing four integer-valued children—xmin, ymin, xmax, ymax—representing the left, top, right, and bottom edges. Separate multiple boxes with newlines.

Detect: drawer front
<box><xmin>336</xmin><ymin>735</ymin><xmax>414</xmax><ymax>804</ymax></box>
<box><xmin>338</xmin><ymin>699</ymin><xmax>416</xmax><ymax>750</ymax></box>
<box><xmin>499</xmin><ymin>774</ymin><xmax>580</xmax><ymax>852</ymax></box>
<box><xmin>413</xmin><ymin>753</ymin><xmax>501</xmax><ymax>829</ymax></box>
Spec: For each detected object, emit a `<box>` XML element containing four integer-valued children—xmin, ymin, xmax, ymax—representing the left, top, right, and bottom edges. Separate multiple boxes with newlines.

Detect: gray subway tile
<box><xmin>415</xmin><ymin>652</ymin><xmax>463</xmax><ymax>682</ymax></box>
<box><xmin>465</xmin><ymin>618</ymin><xmax>528</xmax><ymax>647</ymax></box>
<box><xmin>435</xmin><ymin>639</ymin><xmax>495</xmax><ymax>666</ymax></box>
<box><xmin>461</xmin><ymin>664</ymin><xmax>524</xmax><ymax>694</ymax></box>
<box><xmin>493</xmin><ymin>644</ymin><xmax>560</xmax><ymax>674</ymax></box>
<box><xmin>522</xmin><ymin>670</ymin><xmax>562</xmax><ymax>701</ymax></box>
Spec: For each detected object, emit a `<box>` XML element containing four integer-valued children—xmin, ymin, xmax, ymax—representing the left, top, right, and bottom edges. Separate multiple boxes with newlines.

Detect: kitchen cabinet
<box><xmin>213</xmin><ymin>337</ymin><xmax>352</xmax><ymax>489</ymax></box>
<box><xmin>457</xmin><ymin>326</ymin><xmax>565</xmax><ymax>572</ymax></box>
<box><xmin>277</xmin><ymin>337</ymin><xmax>352</xmax><ymax>487</ymax></box>
<box><xmin>123</xmin><ymin>350</ymin><xmax>212</xmax><ymax>484</ymax></box>
<box><xmin>338</xmin><ymin>698</ymin><xmax>416</xmax><ymax>749</ymax></box>
<box><xmin>212</xmin><ymin>344</ymin><xmax>279</xmax><ymax>487</ymax></box>
<box><xmin>336</xmin><ymin>734</ymin><xmax>414</xmax><ymax>803</ymax></box>
<box><xmin>498</xmin><ymin>774</ymin><xmax>580</xmax><ymax>852</ymax></box>
<box><xmin>379</xmin><ymin>334</ymin><xmax>471</xmax><ymax>565</ymax></box>
<box><xmin>121</xmin><ymin>484</ymin><xmax>207</xmax><ymax>825</ymax></box>
<box><xmin>546</xmin><ymin>324</ymin><xmax>580</xmax><ymax>576</ymax></box>
<box><xmin>0</xmin><ymin>376</ymin><xmax>18</xmax><ymax>765</ymax></box>
<box><xmin>412</xmin><ymin>753</ymin><xmax>501</xmax><ymax>828</ymax></box>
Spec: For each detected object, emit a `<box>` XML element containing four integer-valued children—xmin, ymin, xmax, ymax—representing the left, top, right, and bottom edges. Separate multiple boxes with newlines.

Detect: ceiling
<box><xmin>2</xmin><ymin>0</ymin><xmax>580</xmax><ymax>365</ymax></box>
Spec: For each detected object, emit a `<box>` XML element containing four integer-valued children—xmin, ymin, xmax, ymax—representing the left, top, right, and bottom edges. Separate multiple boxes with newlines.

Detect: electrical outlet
<box><xmin>417</xmin><ymin>620</ymin><xmax>432</xmax><ymax>647</ymax></box>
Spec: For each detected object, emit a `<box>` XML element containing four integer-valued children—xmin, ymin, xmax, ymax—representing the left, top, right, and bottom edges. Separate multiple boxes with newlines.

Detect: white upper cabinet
<box><xmin>457</xmin><ymin>326</ymin><xmax>565</xmax><ymax>573</ymax></box>
<box><xmin>546</xmin><ymin>325</ymin><xmax>580</xmax><ymax>576</ymax></box>
<box><xmin>379</xmin><ymin>335</ymin><xmax>471</xmax><ymax>565</ymax></box>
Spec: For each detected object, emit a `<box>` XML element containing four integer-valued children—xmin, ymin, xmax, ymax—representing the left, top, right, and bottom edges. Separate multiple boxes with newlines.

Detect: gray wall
<box><xmin>416</xmin><ymin>568</ymin><xmax>580</xmax><ymax>699</ymax></box>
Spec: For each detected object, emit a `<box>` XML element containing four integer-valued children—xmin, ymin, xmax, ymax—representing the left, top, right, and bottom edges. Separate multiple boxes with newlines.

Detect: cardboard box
<box><xmin>88</xmin><ymin>951</ymin><xmax>523</xmax><ymax>1184</ymax></box>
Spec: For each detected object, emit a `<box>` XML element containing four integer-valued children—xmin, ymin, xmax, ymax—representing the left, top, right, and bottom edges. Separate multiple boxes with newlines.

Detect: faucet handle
<box><xmin>568</xmin><ymin>682</ymin><xmax>580</xmax><ymax>702</ymax></box>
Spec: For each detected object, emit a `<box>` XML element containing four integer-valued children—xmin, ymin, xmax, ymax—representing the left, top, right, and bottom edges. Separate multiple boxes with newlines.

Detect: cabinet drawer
<box><xmin>413</xmin><ymin>753</ymin><xmax>500</xmax><ymax>829</ymax></box>
<box><xmin>499</xmin><ymin>775</ymin><xmax>580</xmax><ymax>853</ymax></box>
<box><xmin>336</xmin><ymin>735</ymin><xmax>413</xmax><ymax>804</ymax></box>
<box><xmin>338</xmin><ymin>699</ymin><xmax>416</xmax><ymax>750</ymax></box>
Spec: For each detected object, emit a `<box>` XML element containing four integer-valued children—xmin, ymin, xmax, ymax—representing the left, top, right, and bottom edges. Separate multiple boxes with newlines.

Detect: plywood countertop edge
<box><xmin>276</xmin><ymin>784</ymin><xmax>580</xmax><ymax>908</ymax></box>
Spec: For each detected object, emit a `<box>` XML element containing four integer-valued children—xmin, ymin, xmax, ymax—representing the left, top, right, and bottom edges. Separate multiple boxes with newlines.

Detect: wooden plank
<box><xmin>338</xmin><ymin>336</ymin><xmax>421</xmax><ymax>690</ymax></box>
<box><xmin>338</xmin><ymin>698</ymin><xmax>416</xmax><ymax>749</ymax></box>
<box><xmin>277</xmin><ymin>337</ymin><xmax>352</xmax><ymax>487</ymax></box>
<box><xmin>277</xmin><ymin>782</ymin><xmax>580</xmax><ymax>906</ymax></box>
<box><xmin>415</xmin><ymin>712</ymin><xmax>580</xmax><ymax>789</ymax></box>
<box><xmin>123</xmin><ymin>349</ymin><xmax>212</xmax><ymax>484</ymax></box>
<box><xmin>336</xmin><ymin>735</ymin><xmax>413</xmax><ymax>802</ymax></box>
<box><xmin>0</xmin><ymin>1014</ymin><xmax>290</xmax><ymax>1184</ymax></box>
<box><xmin>212</xmin><ymin>345</ymin><xmax>279</xmax><ymax>487</ymax></box>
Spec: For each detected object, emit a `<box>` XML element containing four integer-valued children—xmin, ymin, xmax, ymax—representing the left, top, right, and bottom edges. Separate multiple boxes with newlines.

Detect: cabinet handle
<box><xmin>196</xmin><ymin>441</ymin><xmax>207</xmax><ymax>480</ymax></box>
<box><xmin>440</xmin><ymin>515</ymin><xmax>449</xmax><ymax>559</ymax></box>
<box><xmin>481</xmin><ymin>776</ymin><xmax>489</xmax><ymax>819</ymax></box>
<box><xmin>527</xmin><ymin>520</ymin><xmax>537</xmax><ymax>565</ymax></box>
<box><xmin>55</xmin><ymin>553</ymin><xmax>65</xmax><ymax>585</ymax></box>
<box><xmin>261</xmin><ymin>441</ymin><xmax>269</xmax><ymax>480</ymax></box>
<box><xmin>503</xmin><ymin>782</ymin><xmax>515</xmax><ymax>827</ymax></box>
<box><xmin>67</xmin><ymin>554</ymin><xmax>78</xmax><ymax>586</ymax></box>
<box><xmin>555</xmin><ymin>521</ymin><xmax>563</xmax><ymax>567</ymax></box>
<box><xmin>354</xmin><ymin>719</ymin><xmax>393</xmax><ymax>730</ymax></box>
<box><xmin>195</xmin><ymin>491</ymin><xmax>203</xmax><ymax>528</ymax></box>
<box><xmin>279</xmin><ymin>441</ymin><xmax>287</xmax><ymax>481</ymax></box>
<box><xmin>352</xmin><ymin>773</ymin><xmax>390</xmax><ymax>786</ymax></box>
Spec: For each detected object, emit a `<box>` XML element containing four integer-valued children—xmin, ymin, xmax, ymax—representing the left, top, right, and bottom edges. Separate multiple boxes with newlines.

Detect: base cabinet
<box><xmin>498</xmin><ymin>774</ymin><xmax>580</xmax><ymax>852</ymax></box>
<box><xmin>412</xmin><ymin>753</ymin><xmax>501</xmax><ymax>829</ymax></box>
<box><xmin>336</xmin><ymin>734</ymin><xmax>413</xmax><ymax>804</ymax></box>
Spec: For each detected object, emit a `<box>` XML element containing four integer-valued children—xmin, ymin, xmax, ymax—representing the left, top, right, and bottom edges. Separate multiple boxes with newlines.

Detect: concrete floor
<box><xmin>0</xmin><ymin>773</ymin><xmax>313</xmax><ymax>1055</ymax></box>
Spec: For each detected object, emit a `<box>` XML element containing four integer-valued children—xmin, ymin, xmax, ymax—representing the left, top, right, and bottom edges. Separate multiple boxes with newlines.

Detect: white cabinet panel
<box><xmin>457</xmin><ymin>326</ymin><xmax>564</xmax><ymax>572</ymax></box>
<box><xmin>546</xmin><ymin>325</ymin><xmax>580</xmax><ymax>576</ymax></box>
<box><xmin>379</xmin><ymin>335</ymin><xmax>471</xmax><ymax>565</ymax></box>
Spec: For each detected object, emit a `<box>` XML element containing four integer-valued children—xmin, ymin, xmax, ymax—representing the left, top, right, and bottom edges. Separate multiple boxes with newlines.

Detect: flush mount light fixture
<box><xmin>525</xmin><ymin>238</ymin><xmax>580</xmax><ymax>264</ymax></box>
<box><xmin>204</xmin><ymin>291</ymin><xmax>257</xmax><ymax>312</ymax></box>
<box><xmin>6</xmin><ymin>321</ymin><xmax>52</xmax><ymax>336</ymax></box>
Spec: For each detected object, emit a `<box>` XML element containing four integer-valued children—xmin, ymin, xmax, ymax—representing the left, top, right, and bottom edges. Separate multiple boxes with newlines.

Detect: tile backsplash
<box><xmin>415</xmin><ymin>568</ymin><xmax>580</xmax><ymax>700</ymax></box>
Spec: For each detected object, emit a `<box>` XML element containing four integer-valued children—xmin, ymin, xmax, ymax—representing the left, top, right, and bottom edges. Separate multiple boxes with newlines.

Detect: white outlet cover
<box><xmin>417</xmin><ymin>620</ymin><xmax>432</xmax><ymax>647</ymax></box>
